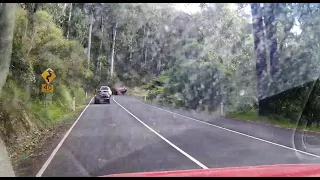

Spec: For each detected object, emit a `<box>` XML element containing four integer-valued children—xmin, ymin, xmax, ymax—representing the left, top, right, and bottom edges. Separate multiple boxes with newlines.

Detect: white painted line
<box><xmin>36</xmin><ymin>97</ymin><xmax>94</xmax><ymax>177</ymax></box>
<box><xmin>113</xmin><ymin>97</ymin><xmax>208</xmax><ymax>169</ymax></box>
<box><xmin>135</xmin><ymin>100</ymin><xmax>320</xmax><ymax>159</ymax></box>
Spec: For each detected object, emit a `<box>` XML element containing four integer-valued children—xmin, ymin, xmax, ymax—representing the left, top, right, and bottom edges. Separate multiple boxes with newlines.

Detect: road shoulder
<box><xmin>13</xmin><ymin>97</ymin><xmax>93</xmax><ymax>177</ymax></box>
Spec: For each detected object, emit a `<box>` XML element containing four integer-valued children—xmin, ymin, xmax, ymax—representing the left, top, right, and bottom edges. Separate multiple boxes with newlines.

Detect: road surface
<box><xmin>39</xmin><ymin>96</ymin><xmax>320</xmax><ymax>177</ymax></box>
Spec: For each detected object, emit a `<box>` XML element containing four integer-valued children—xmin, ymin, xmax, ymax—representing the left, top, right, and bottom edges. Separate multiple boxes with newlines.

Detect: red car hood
<box><xmin>104</xmin><ymin>164</ymin><xmax>320</xmax><ymax>177</ymax></box>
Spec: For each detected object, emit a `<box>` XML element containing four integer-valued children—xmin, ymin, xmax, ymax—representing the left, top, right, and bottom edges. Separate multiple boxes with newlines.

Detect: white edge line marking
<box><xmin>113</xmin><ymin>97</ymin><xmax>208</xmax><ymax>169</ymax></box>
<box><xmin>135</xmin><ymin>99</ymin><xmax>320</xmax><ymax>159</ymax></box>
<box><xmin>36</xmin><ymin>97</ymin><xmax>94</xmax><ymax>177</ymax></box>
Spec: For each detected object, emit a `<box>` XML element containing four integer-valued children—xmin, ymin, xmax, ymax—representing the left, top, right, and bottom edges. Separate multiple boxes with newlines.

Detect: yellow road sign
<box><xmin>41</xmin><ymin>68</ymin><xmax>56</xmax><ymax>84</ymax></box>
<box><xmin>42</xmin><ymin>84</ymin><xmax>54</xmax><ymax>93</ymax></box>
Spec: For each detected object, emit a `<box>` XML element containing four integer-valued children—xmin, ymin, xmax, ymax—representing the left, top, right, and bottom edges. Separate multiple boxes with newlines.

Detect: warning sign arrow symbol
<box><xmin>46</xmin><ymin>69</ymin><xmax>52</xmax><ymax>83</ymax></box>
<box><xmin>41</xmin><ymin>68</ymin><xmax>56</xmax><ymax>84</ymax></box>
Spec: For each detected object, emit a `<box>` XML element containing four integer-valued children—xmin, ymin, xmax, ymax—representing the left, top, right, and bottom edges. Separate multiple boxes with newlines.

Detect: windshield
<box><xmin>1</xmin><ymin>3</ymin><xmax>320</xmax><ymax>177</ymax></box>
<box><xmin>100</xmin><ymin>86</ymin><xmax>110</xmax><ymax>91</ymax></box>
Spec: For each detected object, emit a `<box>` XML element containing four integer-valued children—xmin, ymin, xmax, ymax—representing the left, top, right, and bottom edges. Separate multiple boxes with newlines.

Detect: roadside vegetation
<box><xmin>142</xmin><ymin>4</ymin><xmax>320</xmax><ymax>133</ymax></box>
<box><xmin>0</xmin><ymin>4</ymin><xmax>96</xmax><ymax>170</ymax></box>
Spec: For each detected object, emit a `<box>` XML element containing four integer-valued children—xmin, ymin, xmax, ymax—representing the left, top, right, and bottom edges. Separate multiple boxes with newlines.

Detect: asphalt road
<box><xmin>40</xmin><ymin>96</ymin><xmax>320</xmax><ymax>177</ymax></box>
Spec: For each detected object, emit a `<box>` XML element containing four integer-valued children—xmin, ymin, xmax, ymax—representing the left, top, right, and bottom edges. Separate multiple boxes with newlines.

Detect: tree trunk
<box><xmin>110</xmin><ymin>21</ymin><xmax>118</xmax><ymax>77</ymax></box>
<box><xmin>144</xmin><ymin>27</ymin><xmax>149</xmax><ymax>65</ymax></box>
<box><xmin>141</xmin><ymin>25</ymin><xmax>146</xmax><ymax>55</ymax></box>
<box><xmin>0</xmin><ymin>4</ymin><xmax>16</xmax><ymax>94</ymax></box>
<box><xmin>98</xmin><ymin>16</ymin><xmax>103</xmax><ymax>74</ymax></box>
<box><xmin>33</xmin><ymin>3</ymin><xmax>39</xmax><ymax>13</ymax></box>
<box><xmin>87</xmin><ymin>10</ymin><xmax>94</xmax><ymax>69</ymax></box>
<box><xmin>157</xmin><ymin>58</ymin><xmax>161</xmax><ymax>75</ymax></box>
<box><xmin>63</xmin><ymin>3</ymin><xmax>67</xmax><ymax>15</ymax></box>
<box><xmin>251</xmin><ymin>3</ymin><xmax>268</xmax><ymax>115</ymax></box>
<box><xmin>25</xmin><ymin>3</ymin><xmax>39</xmax><ymax>33</ymax></box>
<box><xmin>129</xmin><ymin>33</ymin><xmax>133</xmax><ymax>62</ymax></box>
<box><xmin>263</xmin><ymin>3</ymin><xmax>278</xmax><ymax>78</ymax></box>
<box><xmin>277</xmin><ymin>4</ymin><xmax>294</xmax><ymax>54</ymax></box>
<box><xmin>66</xmin><ymin>3</ymin><xmax>73</xmax><ymax>40</ymax></box>
<box><xmin>24</xmin><ymin>14</ymin><xmax>28</xmax><ymax>39</ymax></box>
<box><xmin>157</xmin><ymin>48</ymin><xmax>163</xmax><ymax>75</ymax></box>
<box><xmin>144</xmin><ymin>46</ymin><xmax>148</xmax><ymax>66</ymax></box>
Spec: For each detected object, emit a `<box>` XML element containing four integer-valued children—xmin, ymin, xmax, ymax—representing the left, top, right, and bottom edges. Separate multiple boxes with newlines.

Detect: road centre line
<box><xmin>113</xmin><ymin>97</ymin><xmax>209</xmax><ymax>169</ymax></box>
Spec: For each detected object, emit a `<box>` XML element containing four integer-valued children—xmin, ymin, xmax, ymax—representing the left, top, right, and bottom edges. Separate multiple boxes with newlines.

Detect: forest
<box><xmin>0</xmin><ymin>3</ymin><xmax>320</xmax><ymax>168</ymax></box>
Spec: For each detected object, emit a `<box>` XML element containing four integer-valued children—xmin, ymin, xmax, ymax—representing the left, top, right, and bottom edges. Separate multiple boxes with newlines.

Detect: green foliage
<box><xmin>0</xmin><ymin>7</ymin><xmax>93</xmax><ymax>147</ymax></box>
<box><xmin>149</xmin><ymin>4</ymin><xmax>255</xmax><ymax>112</ymax></box>
<box><xmin>144</xmin><ymin>75</ymin><xmax>168</xmax><ymax>101</ymax></box>
<box><xmin>74</xmin><ymin>87</ymin><xmax>86</xmax><ymax>105</ymax></box>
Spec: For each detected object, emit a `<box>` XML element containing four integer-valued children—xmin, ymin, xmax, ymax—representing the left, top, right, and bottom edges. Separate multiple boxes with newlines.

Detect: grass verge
<box><xmin>142</xmin><ymin>95</ymin><xmax>320</xmax><ymax>135</ymax></box>
<box><xmin>227</xmin><ymin>110</ymin><xmax>320</xmax><ymax>134</ymax></box>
